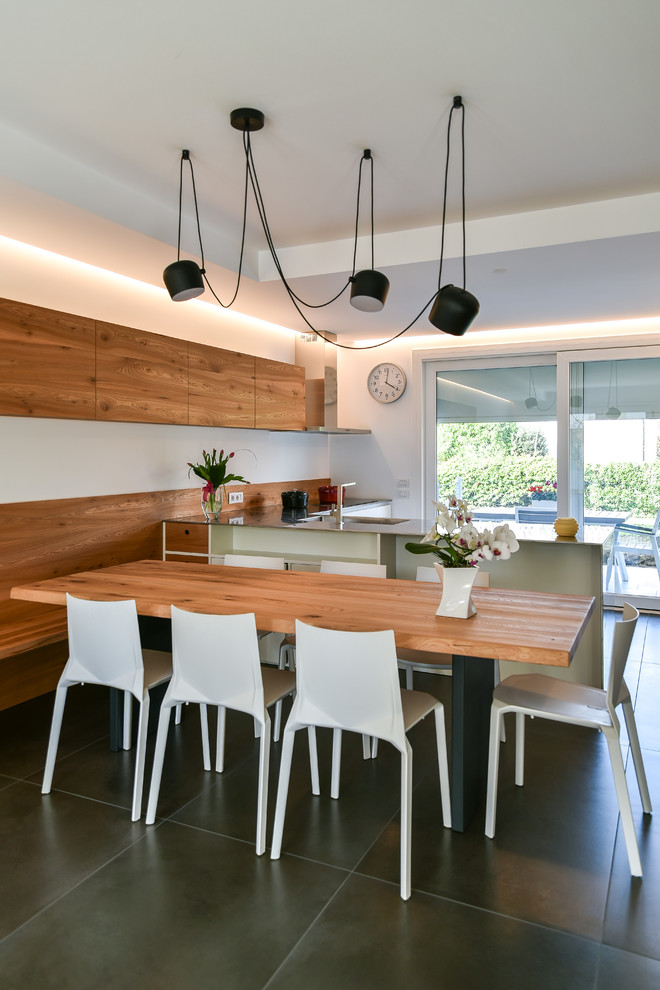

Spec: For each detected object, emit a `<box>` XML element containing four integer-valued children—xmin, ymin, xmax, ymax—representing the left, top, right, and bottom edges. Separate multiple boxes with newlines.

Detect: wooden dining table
<box><xmin>11</xmin><ymin>558</ymin><xmax>595</xmax><ymax>831</ymax></box>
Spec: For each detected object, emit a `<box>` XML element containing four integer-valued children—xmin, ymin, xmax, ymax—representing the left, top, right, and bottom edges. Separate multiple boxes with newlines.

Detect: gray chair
<box><xmin>606</xmin><ymin>508</ymin><xmax>660</xmax><ymax>592</ymax></box>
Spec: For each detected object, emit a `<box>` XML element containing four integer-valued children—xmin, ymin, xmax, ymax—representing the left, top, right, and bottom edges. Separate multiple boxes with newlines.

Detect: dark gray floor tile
<box><xmin>266</xmin><ymin>873</ymin><xmax>600</xmax><ymax>990</ymax></box>
<box><xmin>0</xmin><ymin>781</ymin><xmax>146</xmax><ymax>938</ymax></box>
<box><xmin>0</xmin><ymin>685</ymin><xmax>109</xmax><ymax>779</ymax></box>
<box><xmin>358</xmin><ymin>718</ymin><xmax>620</xmax><ymax>940</ymax></box>
<box><xmin>602</xmin><ymin>749</ymin><xmax>660</xmax><ymax>960</ymax></box>
<box><xmin>597</xmin><ymin>945</ymin><xmax>660</xmax><ymax>989</ymax></box>
<box><xmin>629</xmin><ymin>664</ymin><xmax>660</xmax><ymax>751</ymax></box>
<box><xmin>0</xmin><ymin>820</ymin><xmax>345</xmax><ymax>990</ymax></box>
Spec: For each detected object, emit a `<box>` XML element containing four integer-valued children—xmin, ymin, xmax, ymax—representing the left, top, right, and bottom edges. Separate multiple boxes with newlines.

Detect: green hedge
<box><xmin>437</xmin><ymin>456</ymin><xmax>660</xmax><ymax>515</ymax></box>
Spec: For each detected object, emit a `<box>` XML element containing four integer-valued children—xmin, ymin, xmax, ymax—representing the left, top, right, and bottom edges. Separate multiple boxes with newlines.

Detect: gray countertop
<box><xmin>166</xmin><ymin>503</ymin><xmax>616</xmax><ymax>545</ymax></box>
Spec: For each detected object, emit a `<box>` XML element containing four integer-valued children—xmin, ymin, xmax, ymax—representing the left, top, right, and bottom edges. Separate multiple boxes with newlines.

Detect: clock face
<box><xmin>367</xmin><ymin>363</ymin><xmax>407</xmax><ymax>403</ymax></box>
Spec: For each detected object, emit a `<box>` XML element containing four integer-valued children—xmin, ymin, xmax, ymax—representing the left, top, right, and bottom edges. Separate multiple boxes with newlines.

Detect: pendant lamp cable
<box><xmin>436</xmin><ymin>95</ymin><xmax>466</xmax><ymax>292</ymax></box>
<box><xmin>172</xmin><ymin>97</ymin><xmax>467</xmax><ymax>349</ymax></box>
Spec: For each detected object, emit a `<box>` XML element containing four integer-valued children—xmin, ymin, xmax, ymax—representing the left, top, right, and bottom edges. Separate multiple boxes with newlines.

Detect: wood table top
<box><xmin>11</xmin><ymin>559</ymin><xmax>595</xmax><ymax>667</ymax></box>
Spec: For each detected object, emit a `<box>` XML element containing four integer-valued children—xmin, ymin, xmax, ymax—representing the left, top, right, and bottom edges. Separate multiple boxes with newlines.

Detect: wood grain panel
<box><xmin>11</xmin><ymin>560</ymin><xmax>595</xmax><ymax>668</ymax></box>
<box><xmin>164</xmin><ymin>521</ymin><xmax>210</xmax><ymax>553</ymax></box>
<box><xmin>0</xmin><ymin>296</ymin><xmax>95</xmax><ymax>418</ymax></box>
<box><xmin>255</xmin><ymin>357</ymin><xmax>306</xmax><ymax>430</ymax></box>
<box><xmin>188</xmin><ymin>342</ymin><xmax>255</xmax><ymax>427</ymax></box>
<box><xmin>0</xmin><ymin>640</ymin><xmax>69</xmax><ymax>711</ymax></box>
<box><xmin>95</xmin><ymin>322</ymin><xmax>189</xmax><ymax>424</ymax></box>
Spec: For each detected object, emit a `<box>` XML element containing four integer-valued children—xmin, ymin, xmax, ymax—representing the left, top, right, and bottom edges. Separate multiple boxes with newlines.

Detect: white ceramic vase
<box><xmin>433</xmin><ymin>562</ymin><xmax>479</xmax><ymax>619</ymax></box>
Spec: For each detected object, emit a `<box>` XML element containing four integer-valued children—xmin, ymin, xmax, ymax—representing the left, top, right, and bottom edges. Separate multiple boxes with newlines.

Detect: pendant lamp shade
<box><xmin>163</xmin><ymin>260</ymin><xmax>205</xmax><ymax>301</ymax></box>
<box><xmin>428</xmin><ymin>284</ymin><xmax>480</xmax><ymax>336</ymax></box>
<box><xmin>350</xmin><ymin>269</ymin><xmax>390</xmax><ymax>312</ymax></box>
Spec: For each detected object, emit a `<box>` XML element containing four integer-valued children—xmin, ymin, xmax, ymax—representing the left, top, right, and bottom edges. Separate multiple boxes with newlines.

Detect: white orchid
<box><xmin>406</xmin><ymin>500</ymin><xmax>520</xmax><ymax>569</ymax></box>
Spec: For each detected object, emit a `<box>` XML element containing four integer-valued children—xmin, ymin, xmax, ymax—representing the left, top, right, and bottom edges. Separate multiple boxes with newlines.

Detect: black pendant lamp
<box><xmin>349</xmin><ymin>150</ymin><xmax>390</xmax><ymax>312</ymax></box>
<box><xmin>428</xmin><ymin>96</ymin><xmax>480</xmax><ymax>336</ymax></box>
<box><xmin>163</xmin><ymin>150</ymin><xmax>205</xmax><ymax>301</ymax></box>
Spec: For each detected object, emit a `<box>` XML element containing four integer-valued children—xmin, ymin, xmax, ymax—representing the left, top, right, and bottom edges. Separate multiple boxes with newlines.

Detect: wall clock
<box><xmin>367</xmin><ymin>363</ymin><xmax>407</xmax><ymax>403</ymax></box>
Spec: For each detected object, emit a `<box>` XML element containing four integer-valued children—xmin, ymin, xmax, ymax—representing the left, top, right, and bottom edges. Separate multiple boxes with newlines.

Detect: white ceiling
<box><xmin>2</xmin><ymin>0</ymin><xmax>660</xmax><ymax>341</ymax></box>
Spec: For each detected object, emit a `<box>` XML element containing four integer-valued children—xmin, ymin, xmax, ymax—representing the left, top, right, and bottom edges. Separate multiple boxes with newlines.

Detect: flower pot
<box><xmin>201</xmin><ymin>485</ymin><xmax>224</xmax><ymax>522</ymax></box>
<box><xmin>433</xmin><ymin>562</ymin><xmax>479</xmax><ymax>619</ymax></box>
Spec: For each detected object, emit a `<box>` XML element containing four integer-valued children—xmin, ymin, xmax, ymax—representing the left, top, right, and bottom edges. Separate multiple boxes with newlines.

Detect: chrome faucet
<box><xmin>334</xmin><ymin>482</ymin><xmax>356</xmax><ymax>527</ymax></box>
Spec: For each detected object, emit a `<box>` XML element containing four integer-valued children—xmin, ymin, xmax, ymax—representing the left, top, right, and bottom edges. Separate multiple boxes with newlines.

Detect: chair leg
<box><xmin>145</xmin><ymin>704</ymin><xmax>174</xmax><ymax>825</ymax></box>
<box><xmin>42</xmin><ymin>683</ymin><xmax>69</xmax><ymax>794</ymax></box>
<box><xmin>308</xmin><ymin>725</ymin><xmax>320</xmax><ymax>795</ymax></box>
<box><xmin>371</xmin><ymin>736</ymin><xmax>379</xmax><ymax>758</ymax></box>
<box><xmin>174</xmin><ymin>703</ymin><xmax>183</xmax><ymax>725</ymax></box>
<box><xmin>273</xmin><ymin>699</ymin><xmax>282</xmax><ymax>743</ymax></box>
<box><xmin>123</xmin><ymin>690</ymin><xmax>132</xmax><ymax>749</ymax></box>
<box><xmin>270</xmin><ymin>727</ymin><xmax>297</xmax><ymax>859</ymax></box>
<box><xmin>200</xmin><ymin>704</ymin><xmax>211</xmax><ymax>771</ymax></box>
<box><xmin>621</xmin><ymin>699</ymin><xmax>653</xmax><ymax>814</ymax></box>
<box><xmin>515</xmin><ymin>712</ymin><xmax>526</xmax><ymax>786</ymax></box>
<box><xmin>216</xmin><ymin>706</ymin><xmax>226</xmax><ymax>773</ymax></box>
<box><xmin>485</xmin><ymin>705</ymin><xmax>503</xmax><ymax>838</ymax></box>
<box><xmin>131</xmin><ymin>692</ymin><xmax>150</xmax><ymax>821</ymax></box>
<box><xmin>603</xmin><ymin>726</ymin><xmax>643</xmax><ymax>877</ymax></box>
<box><xmin>400</xmin><ymin>743</ymin><xmax>413</xmax><ymax>900</ymax></box>
<box><xmin>360</xmin><ymin>732</ymin><xmax>369</xmax><ymax>759</ymax></box>
<box><xmin>331</xmin><ymin>727</ymin><xmax>342</xmax><ymax>799</ymax></box>
<box><xmin>255</xmin><ymin>714</ymin><xmax>271</xmax><ymax>855</ymax></box>
<box><xmin>433</xmin><ymin>706</ymin><xmax>452</xmax><ymax>829</ymax></box>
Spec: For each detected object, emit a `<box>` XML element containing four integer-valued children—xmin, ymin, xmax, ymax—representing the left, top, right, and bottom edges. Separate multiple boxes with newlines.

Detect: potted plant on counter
<box><xmin>405</xmin><ymin>497</ymin><xmax>519</xmax><ymax>618</ymax></box>
<box><xmin>188</xmin><ymin>448</ymin><xmax>250</xmax><ymax>522</ymax></box>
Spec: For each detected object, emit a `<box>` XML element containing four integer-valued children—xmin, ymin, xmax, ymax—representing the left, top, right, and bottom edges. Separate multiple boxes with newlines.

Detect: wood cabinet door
<box><xmin>188</xmin><ymin>342</ymin><xmax>255</xmax><ymax>428</ymax></box>
<box><xmin>0</xmin><ymin>297</ymin><xmax>95</xmax><ymax>418</ymax></box>
<box><xmin>95</xmin><ymin>322</ymin><xmax>189</xmax><ymax>424</ymax></box>
<box><xmin>255</xmin><ymin>357</ymin><xmax>306</xmax><ymax>430</ymax></box>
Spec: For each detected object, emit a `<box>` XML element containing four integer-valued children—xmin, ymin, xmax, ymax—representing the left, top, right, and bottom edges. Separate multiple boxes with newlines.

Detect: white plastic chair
<box><xmin>485</xmin><ymin>603</ymin><xmax>652</xmax><ymax>877</ymax></box>
<box><xmin>42</xmin><ymin>594</ymin><xmax>172</xmax><ymax>821</ymax></box>
<box><xmin>279</xmin><ymin>559</ymin><xmax>387</xmax><ymax>675</ymax></box>
<box><xmin>270</xmin><ymin>620</ymin><xmax>452</xmax><ymax>900</ymax></box>
<box><xmin>145</xmin><ymin>607</ymin><xmax>295</xmax><ymax>855</ymax></box>
<box><xmin>606</xmin><ymin>508</ymin><xmax>660</xmax><ymax>592</ymax></box>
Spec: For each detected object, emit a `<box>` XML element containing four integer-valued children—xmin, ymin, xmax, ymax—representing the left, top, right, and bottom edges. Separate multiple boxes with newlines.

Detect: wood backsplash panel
<box><xmin>0</xmin><ymin>296</ymin><xmax>95</xmax><ymax>418</ymax></box>
<box><xmin>255</xmin><ymin>357</ymin><xmax>306</xmax><ymax>430</ymax></box>
<box><xmin>0</xmin><ymin>489</ymin><xmax>201</xmax><ymax>602</ymax></box>
<box><xmin>188</xmin><ymin>342</ymin><xmax>255</xmax><ymax>428</ymax></box>
<box><xmin>95</xmin><ymin>322</ymin><xmax>189</xmax><ymax>424</ymax></box>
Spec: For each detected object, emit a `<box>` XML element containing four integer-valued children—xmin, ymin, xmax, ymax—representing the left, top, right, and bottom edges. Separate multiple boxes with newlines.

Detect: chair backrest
<box><xmin>64</xmin><ymin>594</ymin><xmax>145</xmax><ymax>696</ymax></box>
<box><xmin>608</xmin><ymin>602</ymin><xmax>639</xmax><ymax>711</ymax></box>
<box><xmin>293</xmin><ymin>620</ymin><xmax>405</xmax><ymax>747</ymax></box>
<box><xmin>169</xmin><ymin>606</ymin><xmax>264</xmax><ymax>714</ymax></box>
<box><xmin>223</xmin><ymin>554</ymin><xmax>286</xmax><ymax>570</ymax></box>
<box><xmin>514</xmin><ymin>507</ymin><xmax>557</xmax><ymax>524</ymax></box>
<box><xmin>415</xmin><ymin>564</ymin><xmax>490</xmax><ymax>588</ymax></box>
<box><xmin>320</xmin><ymin>560</ymin><xmax>387</xmax><ymax>578</ymax></box>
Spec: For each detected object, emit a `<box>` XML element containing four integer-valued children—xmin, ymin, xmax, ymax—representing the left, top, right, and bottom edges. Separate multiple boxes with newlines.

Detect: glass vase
<box><xmin>433</xmin><ymin>562</ymin><xmax>479</xmax><ymax>619</ymax></box>
<box><xmin>201</xmin><ymin>485</ymin><xmax>224</xmax><ymax>522</ymax></box>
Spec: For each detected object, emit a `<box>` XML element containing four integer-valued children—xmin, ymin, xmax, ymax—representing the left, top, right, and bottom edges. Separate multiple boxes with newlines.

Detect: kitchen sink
<box><xmin>345</xmin><ymin>516</ymin><xmax>410</xmax><ymax>525</ymax></box>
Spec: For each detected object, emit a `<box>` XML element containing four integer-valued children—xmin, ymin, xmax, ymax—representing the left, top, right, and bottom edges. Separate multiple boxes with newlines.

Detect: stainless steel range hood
<box><xmin>292</xmin><ymin>334</ymin><xmax>371</xmax><ymax>434</ymax></box>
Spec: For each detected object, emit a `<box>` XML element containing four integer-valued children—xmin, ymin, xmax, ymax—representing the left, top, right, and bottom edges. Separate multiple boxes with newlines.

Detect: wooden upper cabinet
<box><xmin>255</xmin><ymin>357</ymin><xmax>306</xmax><ymax>430</ymax></box>
<box><xmin>0</xmin><ymin>297</ymin><xmax>95</xmax><ymax>419</ymax></box>
<box><xmin>188</xmin><ymin>342</ymin><xmax>255</xmax><ymax>428</ymax></box>
<box><xmin>95</xmin><ymin>322</ymin><xmax>189</xmax><ymax>424</ymax></box>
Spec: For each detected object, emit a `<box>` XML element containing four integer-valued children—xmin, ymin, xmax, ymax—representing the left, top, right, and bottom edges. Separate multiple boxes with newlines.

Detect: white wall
<box><xmin>0</xmin><ymin>235</ymin><xmax>328</xmax><ymax>504</ymax></box>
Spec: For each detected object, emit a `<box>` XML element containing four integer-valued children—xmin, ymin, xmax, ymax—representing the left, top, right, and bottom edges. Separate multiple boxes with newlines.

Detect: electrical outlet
<box><xmin>398</xmin><ymin>489</ymin><xmax>410</xmax><ymax>498</ymax></box>
<box><xmin>229</xmin><ymin>516</ymin><xmax>244</xmax><ymax>525</ymax></box>
<box><xmin>228</xmin><ymin>491</ymin><xmax>244</xmax><ymax>504</ymax></box>
<box><xmin>396</xmin><ymin>478</ymin><xmax>410</xmax><ymax>488</ymax></box>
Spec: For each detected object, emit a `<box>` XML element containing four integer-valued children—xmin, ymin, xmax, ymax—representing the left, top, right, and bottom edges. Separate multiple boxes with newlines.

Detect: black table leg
<box><xmin>109</xmin><ymin>688</ymin><xmax>123</xmax><ymax>752</ymax></box>
<box><xmin>450</xmin><ymin>655</ymin><xmax>495</xmax><ymax>832</ymax></box>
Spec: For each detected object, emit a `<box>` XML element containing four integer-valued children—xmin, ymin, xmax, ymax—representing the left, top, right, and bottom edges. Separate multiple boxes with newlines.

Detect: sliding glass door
<box><xmin>561</xmin><ymin>347</ymin><xmax>660</xmax><ymax>609</ymax></box>
<box><xmin>424</xmin><ymin>356</ymin><xmax>557</xmax><ymax>522</ymax></box>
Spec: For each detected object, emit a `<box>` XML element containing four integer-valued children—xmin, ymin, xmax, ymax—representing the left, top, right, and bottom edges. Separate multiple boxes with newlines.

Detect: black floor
<box><xmin>1</xmin><ymin>611</ymin><xmax>659</xmax><ymax>989</ymax></box>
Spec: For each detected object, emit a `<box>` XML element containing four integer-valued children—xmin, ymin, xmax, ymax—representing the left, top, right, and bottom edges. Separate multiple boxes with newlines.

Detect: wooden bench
<box><xmin>0</xmin><ymin>479</ymin><xmax>331</xmax><ymax>711</ymax></box>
